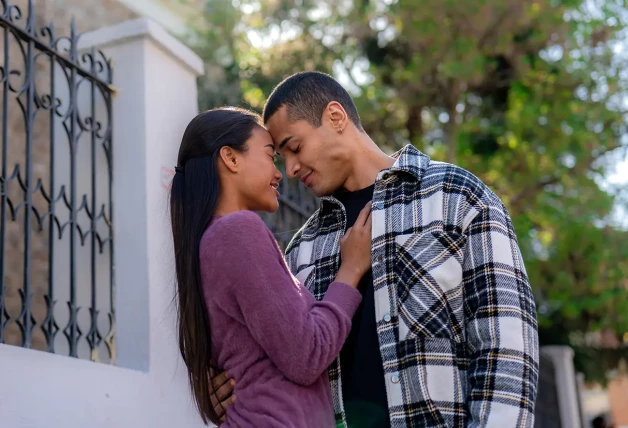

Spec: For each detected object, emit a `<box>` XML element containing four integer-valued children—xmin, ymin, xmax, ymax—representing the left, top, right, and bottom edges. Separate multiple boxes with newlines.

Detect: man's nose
<box><xmin>286</xmin><ymin>158</ymin><xmax>300</xmax><ymax>179</ymax></box>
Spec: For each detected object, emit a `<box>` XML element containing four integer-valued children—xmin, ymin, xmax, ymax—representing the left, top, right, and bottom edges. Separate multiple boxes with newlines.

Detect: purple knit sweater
<box><xmin>199</xmin><ymin>210</ymin><xmax>362</xmax><ymax>428</ymax></box>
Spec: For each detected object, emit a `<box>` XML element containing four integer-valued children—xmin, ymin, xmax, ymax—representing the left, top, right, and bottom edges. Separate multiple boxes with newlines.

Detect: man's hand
<box><xmin>209</xmin><ymin>368</ymin><xmax>236</xmax><ymax>424</ymax></box>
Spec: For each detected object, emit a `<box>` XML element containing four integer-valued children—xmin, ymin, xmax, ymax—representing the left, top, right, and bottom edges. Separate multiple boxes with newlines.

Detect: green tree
<box><xmin>189</xmin><ymin>0</ymin><xmax>628</xmax><ymax>382</ymax></box>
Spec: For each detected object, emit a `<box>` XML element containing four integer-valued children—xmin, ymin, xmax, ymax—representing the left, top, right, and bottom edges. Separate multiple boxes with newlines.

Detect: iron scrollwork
<box><xmin>0</xmin><ymin>0</ymin><xmax>115</xmax><ymax>363</ymax></box>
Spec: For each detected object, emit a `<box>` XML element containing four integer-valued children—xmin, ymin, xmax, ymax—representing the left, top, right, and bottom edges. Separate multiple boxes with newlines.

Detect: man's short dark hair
<box><xmin>263</xmin><ymin>71</ymin><xmax>363</xmax><ymax>131</ymax></box>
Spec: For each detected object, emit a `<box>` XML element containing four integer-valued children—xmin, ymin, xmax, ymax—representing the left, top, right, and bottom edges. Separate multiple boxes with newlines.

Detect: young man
<box><xmin>211</xmin><ymin>71</ymin><xmax>539</xmax><ymax>427</ymax></box>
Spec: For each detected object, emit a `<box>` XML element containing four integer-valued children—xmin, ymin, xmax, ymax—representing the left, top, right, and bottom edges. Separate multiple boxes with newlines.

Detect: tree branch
<box><xmin>511</xmin><ymin>141</ymin><xmax>626</xmax><ymax>213</ymax></box>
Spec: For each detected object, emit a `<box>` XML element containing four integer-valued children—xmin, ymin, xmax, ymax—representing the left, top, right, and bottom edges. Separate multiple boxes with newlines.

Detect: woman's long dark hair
<box><xmin>170</xmin><ymin>107</ymin><xmax>262</xmax><ymax>424</ymax></box>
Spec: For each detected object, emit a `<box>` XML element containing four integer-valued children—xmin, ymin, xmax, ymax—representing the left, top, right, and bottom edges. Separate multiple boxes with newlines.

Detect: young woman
<box><xmin>169</xmin><ymin>107</ymin><xmax>372</xmax><ymax>427</ymax></box>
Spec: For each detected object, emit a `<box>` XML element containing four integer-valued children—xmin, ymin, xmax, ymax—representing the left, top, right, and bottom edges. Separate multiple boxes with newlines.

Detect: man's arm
<box><xmin>463</xmin><ymin>201</ymin><xmax>539</xmax><ymax>427</ymax></box>
<box><xmin>208</xmin><ymin>368</ymin><xmax>236</xmax><ymax>423</ymax></box>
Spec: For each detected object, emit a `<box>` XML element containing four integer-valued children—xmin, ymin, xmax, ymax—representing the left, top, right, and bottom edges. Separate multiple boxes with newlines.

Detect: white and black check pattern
<box><xmin>286</xmin><ymin>145</ymin><xmax>539</xmax><ymax>427</ymax></box>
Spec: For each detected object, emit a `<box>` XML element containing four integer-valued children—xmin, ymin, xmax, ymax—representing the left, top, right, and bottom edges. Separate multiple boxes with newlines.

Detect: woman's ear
<box><xmin>218</xmin><ymin>146</ymin><xmax>240</xmax><ymax>173</ymax></box>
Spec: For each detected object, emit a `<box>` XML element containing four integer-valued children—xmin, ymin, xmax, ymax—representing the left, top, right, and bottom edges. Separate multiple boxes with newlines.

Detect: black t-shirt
<box><xmin>335</xmin><ymin>185</ymin><xmax>390</xmax><ymax>428</ymax></box>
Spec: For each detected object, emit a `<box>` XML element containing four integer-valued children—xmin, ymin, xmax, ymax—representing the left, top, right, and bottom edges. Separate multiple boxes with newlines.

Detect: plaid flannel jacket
<box><xmin>285</xmin><ymin>145</ymin><xmax>539</xmax><ymax>428</ymax></box>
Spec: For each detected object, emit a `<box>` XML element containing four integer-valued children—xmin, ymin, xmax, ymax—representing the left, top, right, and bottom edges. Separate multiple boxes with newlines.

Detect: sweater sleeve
<box><xmin>202</xmin><ymin>210</ymin><xmax>362</xmax><ymax>386</ymax></box>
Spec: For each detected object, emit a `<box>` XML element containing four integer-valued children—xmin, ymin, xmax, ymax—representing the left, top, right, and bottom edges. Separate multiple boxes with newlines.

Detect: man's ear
<box><xmin>218</xmin><ymin>146</ymin><xmax>240</xmax><ymax>173</ymax></box>
<box><xmin>325</xmin><ymin>101</ymin><xmax>348</xmax><ymax>133</ymax></box>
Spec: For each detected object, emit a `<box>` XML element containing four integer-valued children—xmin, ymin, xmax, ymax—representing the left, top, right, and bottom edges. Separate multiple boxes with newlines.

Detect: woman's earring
<box><xmin>338</xmin><ymin>127</ymin><xmax>343</xmax><ymax>134</ymax></box>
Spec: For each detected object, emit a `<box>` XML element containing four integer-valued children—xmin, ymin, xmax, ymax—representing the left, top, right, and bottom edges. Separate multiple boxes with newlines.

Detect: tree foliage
<box><xmin>189</xmin><ymin>0</ymin><xmax>628</xmax><ymax>382</ymax></box>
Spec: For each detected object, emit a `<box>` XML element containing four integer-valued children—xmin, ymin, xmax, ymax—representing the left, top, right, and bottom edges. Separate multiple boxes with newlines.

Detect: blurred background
<box><xmin>188</xmin><ymin>1</ymin><xmax>628</xmax><ymax>424</ymax></box>
<box><xmin>0</xmin><ymin>0</ymin><xmax>627</xmax><ymax>427</ymax></box>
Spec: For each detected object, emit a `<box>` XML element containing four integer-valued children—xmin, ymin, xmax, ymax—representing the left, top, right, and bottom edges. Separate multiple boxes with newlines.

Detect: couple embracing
<box><xmin>170</xmin><ymin>71</ymin><xmax>539</xmax><ymax>428</ymax></box>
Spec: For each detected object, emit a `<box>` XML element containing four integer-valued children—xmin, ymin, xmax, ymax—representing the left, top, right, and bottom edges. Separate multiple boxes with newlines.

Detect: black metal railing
<box><xmin>0</xmin><ymin>0</ymin><xmax>114</xmax><ymax>363</ymax></box>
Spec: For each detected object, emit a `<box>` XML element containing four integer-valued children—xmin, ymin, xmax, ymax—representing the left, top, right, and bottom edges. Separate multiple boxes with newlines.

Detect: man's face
<box><xmin>266</xmin><ymin>106</ymin><xmax>350</xmax><ymax>197</ymax></box>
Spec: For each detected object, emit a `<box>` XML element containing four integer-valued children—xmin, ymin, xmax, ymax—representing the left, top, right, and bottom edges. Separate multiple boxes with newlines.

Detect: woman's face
<box><xmin>236</xmin><ymin>127</ymin><xmax>283</xmax><ymax>213</ymax></box>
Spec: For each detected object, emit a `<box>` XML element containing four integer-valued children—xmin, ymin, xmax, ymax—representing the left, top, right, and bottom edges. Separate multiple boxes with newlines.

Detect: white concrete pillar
<box><xmin>541</xmin><ymin>345</ymin><xmax>583</xmax><ymax>428</ymax></box>
<box><xmin>78</xmin><ymin>17</ymin><xmax>204</xmax><ymax>372</ymax></box>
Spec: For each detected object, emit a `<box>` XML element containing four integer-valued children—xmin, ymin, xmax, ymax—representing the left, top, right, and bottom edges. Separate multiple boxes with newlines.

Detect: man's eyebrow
<box><xmin>278</xmin><ymin>136</ymin><xmax>293</xmax><ymax>149</ymax></box>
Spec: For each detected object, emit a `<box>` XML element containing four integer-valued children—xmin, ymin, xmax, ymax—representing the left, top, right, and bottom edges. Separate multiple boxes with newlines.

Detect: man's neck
<box><xmin>341</xmin><ymin>139</ymin><xmax>396</xmax><ymax>192</ymax></box>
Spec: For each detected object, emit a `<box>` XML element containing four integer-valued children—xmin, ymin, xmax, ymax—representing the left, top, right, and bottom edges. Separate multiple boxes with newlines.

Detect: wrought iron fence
<box><xmin>0</xmin><ymin>0</ymin><xmax>114</xmax><ymax>362</ymax></box>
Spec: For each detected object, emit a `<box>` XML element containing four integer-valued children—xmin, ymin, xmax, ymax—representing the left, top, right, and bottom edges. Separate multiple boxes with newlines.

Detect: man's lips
<box><xmin>300</xmin><ymin>171</ymin><xmax>313</xmax><ymax>187</ymax></box>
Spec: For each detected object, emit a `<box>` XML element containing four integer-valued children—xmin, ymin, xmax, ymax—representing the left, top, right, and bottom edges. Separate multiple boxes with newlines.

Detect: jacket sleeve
<box><xmin>462</xmin><ymin>202</ymin><xmax>539</xmax><ymax>427</ymax></box>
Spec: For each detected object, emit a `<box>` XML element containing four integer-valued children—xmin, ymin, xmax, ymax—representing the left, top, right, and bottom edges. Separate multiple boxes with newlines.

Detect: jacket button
<box><xmin>383</xmin><ymin>314</ymin><xmax>391</xmax><ymax>322</ymax></box>
<box><xmin>391</xmin><ymin>374</ymin><xmax>400</xmax><ymax>384</ymax></box>
<box><xmin>376</xmin><ymin>202</ymin><xmax>384</xmax><ymax>210</ymax></box>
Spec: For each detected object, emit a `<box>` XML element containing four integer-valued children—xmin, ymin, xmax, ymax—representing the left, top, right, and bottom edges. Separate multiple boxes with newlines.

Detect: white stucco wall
<box><xmin>0</xmin><ymin>18</ymin><xmax>207</xmax><ymax>428</ymax></box>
